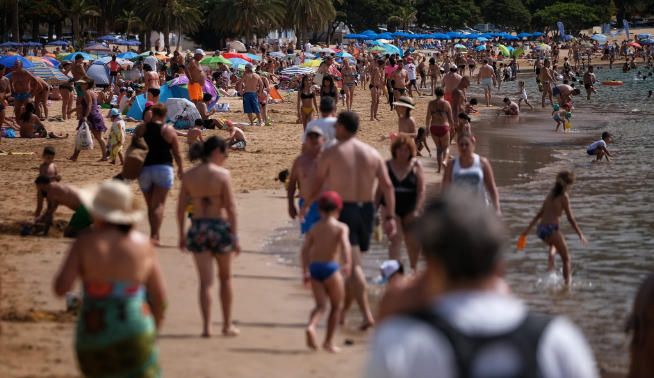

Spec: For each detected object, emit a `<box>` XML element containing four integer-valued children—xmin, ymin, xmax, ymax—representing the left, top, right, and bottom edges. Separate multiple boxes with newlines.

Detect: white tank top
<box><xmin>452</xmin><ymin>153</ymin><xmax>487</xmax><ymax>202</ymax></box>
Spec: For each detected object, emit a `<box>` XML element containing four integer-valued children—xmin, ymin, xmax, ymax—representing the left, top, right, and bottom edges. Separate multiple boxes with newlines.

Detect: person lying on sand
<box><xmin>300</xmin><ymin>191</ymin><xmax>351</xmax><ymax>353</ymax></box>
<box><xmin>33</xmin><ymin>176</ymin><xmax>92</xmax><ymax>237</ymax></box>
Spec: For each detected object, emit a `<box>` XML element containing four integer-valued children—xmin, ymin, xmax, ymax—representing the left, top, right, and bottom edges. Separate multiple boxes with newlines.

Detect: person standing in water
<box><xmin>520</xmin><ymin>171</ymin><xmax>587</xmax><ymax>285</ymax></box>
<box><xmin>177</xmin><ymin>136</ymin><xmax>241</xmax><ymax>337</ymax></box>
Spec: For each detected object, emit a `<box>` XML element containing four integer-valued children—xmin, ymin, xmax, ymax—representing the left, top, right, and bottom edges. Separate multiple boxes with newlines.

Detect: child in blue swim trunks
<box><xmin>520</xmin><ymin>171</ymin><xmax>587</xmax><ymax>285</ymax></box>
<box><xmin>300</xmin><ymin>191</ymin><xmax>351</xmax><ymax>352</ymax></box>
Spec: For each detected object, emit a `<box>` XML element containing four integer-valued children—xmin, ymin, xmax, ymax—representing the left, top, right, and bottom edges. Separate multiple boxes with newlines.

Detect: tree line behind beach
<box><xmin>0</xmin><ymin>0</ymin><xmax>652</xmax><ymax>50</ymax></box>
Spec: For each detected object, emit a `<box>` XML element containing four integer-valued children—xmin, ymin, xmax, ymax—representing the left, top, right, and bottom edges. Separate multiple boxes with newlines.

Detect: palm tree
<box><xmin>210</xmin><ymin>0</ymin><xmax>286</xmax><ymax>43</ymax></box>
<box><xmin>140</xmin><ymin>0</ymin><xmax>175</xmax><ymax>49</ymax></box>
<box><xmin>59</xmin><ymin>0</ymin><xmax>99</xmax><ymax>48</ymax></box>
<box><xmin>116</xmin><ymin>8</ymin><xmax>141</xmax><ymax>38</ymax></box>
<box><xmin>388</xmin><ymin>6</ymin><xmax>417</xmax><ymax>32</ymax></box>
<box><xmin>286</xmin><ymin>0</ymin><xmax>336</xmax><ymax>48</ymax></box>
<box><xmin>171</xmin><ymin>1</ymin><xmax>203</xmax><ymax>51</ymax></box>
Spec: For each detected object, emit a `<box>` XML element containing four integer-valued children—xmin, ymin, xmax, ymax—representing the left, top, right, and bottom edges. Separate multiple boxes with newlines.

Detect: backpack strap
<box><xmin>409</xmin><ymin>308</ymin><xmax>552</xmax><ymax>378</ymax></box>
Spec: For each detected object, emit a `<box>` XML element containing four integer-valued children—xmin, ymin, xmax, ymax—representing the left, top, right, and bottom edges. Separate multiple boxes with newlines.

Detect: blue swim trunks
<box><xmin>13</xmin><ymin>92</ymin><xmax>32</xmax><ymax>101</ymax></box>
<box><xmin>299</xmin><ymin>198</ymin><xmax>320</xmax><ymax>234</ymax></box>
<box><xmin>309</xmin><ymin>261</ymin><xmax>340</xmax><ymax>282</ymax></box>
<box><xmin>242</xmin><ymin>92</ymin><xmax>260</xmax><ymax>114</ymax></box>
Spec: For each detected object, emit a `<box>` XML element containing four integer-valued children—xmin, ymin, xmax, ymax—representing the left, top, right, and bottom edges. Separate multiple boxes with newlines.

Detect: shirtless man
<box><xmin>143</xmin><ymin>64</ymin><xmax>160</xmax><ymax>102</ymax></box>
<box><xmin>553</xmin><ymin>84</ymin><xmax>580</xmax><ymax>105</ymax></box>
<box><xmin>390</xmin><ymin>60</ymin><xmax>409</xmax><ymax>114</ymax></box>
<box><xmin>539</xmin><ymin>59</ymin><xmax>557</xmax><ymax>108</ymax></box>
<box><xmin>442</xmin><ymin>67</ymin><xmax>462</xmax><ymax>104</ymax></box>
<box><xmin>65</xmin><ymin>54</ymin><xmax>89</xmax><ymax>119</ymax></box>
<box><xmin>369</xmin><ymin>59</ymin><xmax>384</xmax><ymax>121</ymax></box>
<box><xmin>0</xmin><ymin>64</ymin><xmax>15</xmax><ymax>129</ymax></box>
<box><xmin>477</xmin><ymin>59</ymin><xmax>496</xmax><ymax>106</ymax></box>
<box><xmin>302</xmin><ymin>111</ymin><xmax>397</xmax><ymax>330</ymax></box>
<box><xmin>33</xmin><ymin>176</ymin><xmax>92</xmax><ymax>237</ymax></box>
<box><xmin>9</xmin><ymin>60</ymin><xmax>36</xmax><ymax>119</ymax></box>
<box><xmin>451</xmin><ymin>76</ymin><xmax>470</xmax><ymax>120</ymax></box>
<box><xmin>287</xmin><ymin>125</ymin><xmax>325</xmax><ymax>234</ymax></box>
<box><xmin>237</xmin><ymin>64</ymin><xmax>263</xmax><ymax>126</ymax></box>
<box><xmin>583</xmin><ymin>65</ymin><xmax>597</xmax><ymax>100</ymax></box>
<box><xmin>185</xmin><ymin>49</ymin><xmax>207</xmax><ymax>106</ymax></box>
<box><xmin>32</xmin><ymin>75</ymin><xmax>51</xmax><ymax>120</ymax></box>
<box><xmin>501</xmin><ymin>97</ymin><xmax>520</xmax><ymax>115</ymax></box>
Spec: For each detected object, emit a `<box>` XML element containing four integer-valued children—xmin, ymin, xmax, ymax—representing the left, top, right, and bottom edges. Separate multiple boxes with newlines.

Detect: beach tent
<box><xmin>87</xmin><ymin>64</ymin><xmax>110</xmax><ymax>86</ymax></box>
<box><xmin>117</xmin><ymin>51</ymin><xmax>139</xmax><ymax>59</ymax></box>
<box><xmin>126</xmin><ymin>94</ymin><xmax>147</xmax><ymax>120</ymax></box>
<box><xmin>0</xmin><ymin>55</ymin><xmax>34</xmax><ymax>68</ymax></box>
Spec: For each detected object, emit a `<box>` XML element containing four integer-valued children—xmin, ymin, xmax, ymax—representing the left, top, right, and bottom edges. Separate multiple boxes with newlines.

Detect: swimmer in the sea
<box><xmin>520</xmin><ymin>170</ymin><xmax>587</xmax><ymax>286</ymax></box>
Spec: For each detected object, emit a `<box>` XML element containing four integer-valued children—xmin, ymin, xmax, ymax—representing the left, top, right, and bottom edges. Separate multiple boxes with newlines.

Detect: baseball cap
<box><xmin>318</xmin><ymin>191</ymin><xmax>343</xmax><ymax>212</ymax></box>
<box><xmin>245</xmin><ymin>63</ymin><xmax>253</xmax><ymax>70</ymax></box>
<box><xmin>305</xmin><ymin>125</ymin><xmax>324</xmax><ymax>137</ymax></box>
<box><xmin>194</xmin><ymin>48</ymin><xmax>205</xmax><ymax>56</ymax></box>
<box><xmin>109</xmin><ymin>108</ymin><xmax>121</xmax><ymax>117</ymax></box>
<box><xmin>380</xmin><ymin>260</ymin><xmax>404</xmax><ymax>282</ymax></box>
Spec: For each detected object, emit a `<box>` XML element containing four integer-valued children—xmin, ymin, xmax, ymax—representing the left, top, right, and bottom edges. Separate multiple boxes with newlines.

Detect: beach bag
<box><xmin>75</xmin><ymin>121</ymin><xmax>94</xmax><ymax>150</ymax></box>
<box><xmin>121</xmin><ymin>125</ymin><xmax>149</xmax><ymax>180</ymax></box>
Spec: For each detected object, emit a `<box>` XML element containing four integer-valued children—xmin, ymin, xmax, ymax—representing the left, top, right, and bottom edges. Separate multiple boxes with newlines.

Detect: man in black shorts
<box><xmin>302</xmin><ymin>111</ymin><xmax>397</xmax><ymax>329</ymax></box>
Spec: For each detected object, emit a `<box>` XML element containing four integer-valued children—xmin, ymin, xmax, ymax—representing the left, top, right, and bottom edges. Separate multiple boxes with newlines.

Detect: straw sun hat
<box><xmin>79</xmin><ymin>180</ymin><xmax>144</xmax><ymax>225</ymax></box>
<box><xmin>392</xmin><ymin>96</ymin><xmax>415</xmax><ymax>109</ymax></box>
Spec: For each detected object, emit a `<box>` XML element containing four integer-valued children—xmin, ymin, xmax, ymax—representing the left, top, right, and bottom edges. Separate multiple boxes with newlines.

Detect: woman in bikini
<box><xmin>425</xmin><ymin>87</ymin><xmax>454</xmax><ymax>173</ymax></box>
<box><xmin>177</xmin><ymin>136</ymin><xmax>241</xmax><ymax>337</ymax></box>
<box><xmin>17</xmin><ymin>102</ymin><xmax>67</xmax><ymax>139</ymax></box>
<box><xmin>417</xmin><ymin>56</ymin><xmax>428</xmax><ymax>90</ymax></box>
<box><xmin>341</xmin><ymin>59</ymin><xmax>357</xmax><ymax>111</ymax></box>
<box><xmin>520</xmin><ymin>171</ymin><xmax>587</xmax><ymax>285</ymax></box>
<box><xmin>297</xmin><ymin>75</ymin><xmax>318</xmax><ymax>130</ymax></box>
<box><xmin>320</xmin><ymin>75</ymin><xmax>338</xmax><ymax>106</ymax></box>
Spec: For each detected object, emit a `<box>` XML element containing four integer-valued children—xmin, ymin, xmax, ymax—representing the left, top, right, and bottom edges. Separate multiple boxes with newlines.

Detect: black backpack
<box><xmin>409</xmin><ymin>309</ymin><xmax>552</xmax><ymax>378</ymax></box>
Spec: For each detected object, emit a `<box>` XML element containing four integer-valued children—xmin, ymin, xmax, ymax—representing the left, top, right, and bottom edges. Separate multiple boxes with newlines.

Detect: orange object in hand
<box><xmin>516</xmin><ymin>235</ymin><xmax>527</xmax><ymax>251</ymax></box>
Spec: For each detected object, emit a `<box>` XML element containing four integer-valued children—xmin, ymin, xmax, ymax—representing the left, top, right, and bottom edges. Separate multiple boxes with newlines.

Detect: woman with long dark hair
<box><xmin>297</xmin><ymin>75</ymin><xmax>317</xmax><ymax>130</ymax></box>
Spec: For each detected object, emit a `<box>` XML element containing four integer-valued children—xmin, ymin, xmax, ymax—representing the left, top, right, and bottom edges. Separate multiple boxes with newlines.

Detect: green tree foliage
<box><xmin>417</xmin><ymin>0</ymin><xmax>482</xmax><ymax>29</ymax></box>
<box><xmin>483</xmin><ymin>0</ymin><xmax>531</xmax><ymax>30</ymax></box>
<box><xmin>336</xmin><ymin>0</ymin><xmax>397</xmax><ymax>31</ymax></box>
<box><xmin>532</xmin><ymin>3</ymin><xmax>600</xmax><ymax>34</ymax></box>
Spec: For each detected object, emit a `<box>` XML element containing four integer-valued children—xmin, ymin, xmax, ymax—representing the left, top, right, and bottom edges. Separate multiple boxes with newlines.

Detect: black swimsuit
<box><xmin>386</xmin><ymin>161</ymin><xmax>418</xmax><ymax>217</ymax></box>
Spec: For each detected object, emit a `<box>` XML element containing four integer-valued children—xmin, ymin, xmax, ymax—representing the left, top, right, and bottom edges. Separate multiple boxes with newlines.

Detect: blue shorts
<box><xmin>299</xmin><ymin>198</ymin><xmax>320</xmax><ymax>234</ymax></box>
<box><xmin>138</xmin><ymin>164</ymin><xmax>174</xmax><ymax>192</ymax></box>
<box><xmin>309</xmin><ymin>261</ymin><xmax>340</xmax><ymax>282</ymax></box>
<box><xmin>243</xmin><ymin>92</ymin><xmax>260</xmax><ymax>114</ymax></box>
<box><xmin>13</xmin><ymin>92</ymin><xmax>32</xmax><ymax>101</ymax></box>
<box><xmin>587</xmin><ymin>148</ymin><xmax>597</xmax><ymax>156</ymax></box>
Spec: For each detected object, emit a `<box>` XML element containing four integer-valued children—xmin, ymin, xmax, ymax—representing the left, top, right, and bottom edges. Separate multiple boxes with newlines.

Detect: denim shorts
<box><xmin>138</xmin><ymin>164</ymin><xmax>174</xmax><ymax>192</ymax></box>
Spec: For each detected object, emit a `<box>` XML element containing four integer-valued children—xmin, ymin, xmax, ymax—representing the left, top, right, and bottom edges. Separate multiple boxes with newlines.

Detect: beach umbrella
<box><xmin>47</xmin><ymin>40</ymin><xmax>69</xmax><ymax>47</ymax></box>
<box><xmin>246</xmin><ymin>53</ymin><xmax>262</xmax><ymax>61</ymax></box>
<box><xmin>281</xmin><ymin>66</ymin><xmax>314</xmax><ymax>76</ymax></box>
<box><xmin>0</xmin><ymin>55</ymin><xmax>34</xmax><ymax>68</ymax></box>
<box><xmin>223</xmin><ymin>52</ymin><xmax>253</xmax><ymax>63</ymax></box>
<box><xmin>497</xmin><ymin>44</ymin><xmax>510</xmax><ymax>57</ymax></box>
<box><xmin>536</xmin><ymin>43</ymin><xmax>552</xmax><ymax>50</ymax></box>
<box><xmin>304</xmin><ymin>52</ymin><xmax>316</xmax><ymax>59</ymax></box>
<box><xmin>369</xmin><ymin>46</ymin><xmax>386</xmax><ymax>53</ymax></box>
<box><xmin>475</xmin><ymin>45</ymin><xmax>487</xmax><ymax>51</ymax></box>
<box><xmin>228</xmin><ymin>40</ymin><xmax>247</xmax><ymax>52</ymax></box>
<box><xmin>336</xmin><ymin>51</ymin><xmax>353</xmax><ymax>58</ymax></box>
<box><xmin>200</xmin><ymin>55</ymin><xmax>232</xmax><ymax>66</ymax></box>
<box><xmin>43</xmin><ymin>56</ymin><xmax>60</xmax><ymax>67</ymax></box>
<box><xmin>532</xmin><ymin>32</ymin><xmax>544</xmax><ymax>37</ymax></box>
<box><xmin>93</xmin><ymin>56</ymin><xmax>134</xmax><ymax>68</ymax></box>
<box><xmin>477</xmin><ymin>37</ymin><xmax>488</xmax><ymax>42</ymax></box>
<box><xmin>228</xmin><ymin>57</ymin><xmax>250</xmax><ymax>66</ymax></box>
<box><xmin>86</xmin><ymin>64</ymin><xmax>110</xmax><ymax>86</ymax></box>
<box><xmin>642</xmin><ymin>39</ymin><xmax>654</xmax><ymax>45</ymax></box>
<box><xmin>591</xmin><ymin>34</ymin><xmax>608</xmax><ymax>43</ymax></box>
<box><xmin>512</xmin><ymin>47</ymin><xmax>525</xmax><ymax>58</ymax></box>
<box><xmin>26</xmin><ymin>62</ymin><xmax>71</xmax><ymax>85</ymax></box>
<box><xmin>628</xmin><ymin>42</ymin><xmax>642</xmax><ymax>49</ymax></box>
<box><xmin>517</xmin><ymin>32</ymin><xmax>531</xmax><ymax>39</ymax></box>
<box><xmin>62</xmin><ymin>52</ymin><xmax>97</xmax><ymax>61</ymax></box>
<box><xmin>85</xmin><ymin>42</ymin><xmax>111</xmax><ymax>54</ymax></box>
<box><xmin>23</xmin><ymin>41</ymin><xmax>43</xmax><ymax>47</ymax></box>
<box><xmin>117</xmin><ymin>51</ymin><xmax>138</xmax><ymax>59</ymax></box>
<box><xmin>97</xmin><ymin>35</ymin><xmax>119</xmax><ymax>42</ymax></box>
<box><xmin>269</xmin><ymin>51</ymin><xmax>285</xmax><ymax>58</ymax></box>
<box><xmin>0</xmin><ymin>41</ymin><xmax>21</xmax><ymax>48</ymax></box>
<box><xmin>382</xmin><ymin>44</ymin><xmax>402</xmax><ymax>56</ymax></box>
<box><xmin>637</xmin><ymin>33</ymin><xmax>651</xmax><ymax>39</ymax></box>
<box><xmin>454</xmin><ymin>44</ymin><xmax>467</xmax><ymax>50</ymax></box>
<box><xmin>165</xmin><ymin>98</ymin><xmax>201</xmax><ymax>125</ymax></box>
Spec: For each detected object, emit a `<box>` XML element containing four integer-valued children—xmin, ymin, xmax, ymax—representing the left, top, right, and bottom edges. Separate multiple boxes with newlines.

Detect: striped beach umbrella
<box><xmin>281</xmin><ymin>66</ymin><xmax>315</xmax><ymax>76</ymax></box>
<box><xmin>26</xmin><ymin>61</ymin><xmax>71</xmax><ymax>85</ymax></box>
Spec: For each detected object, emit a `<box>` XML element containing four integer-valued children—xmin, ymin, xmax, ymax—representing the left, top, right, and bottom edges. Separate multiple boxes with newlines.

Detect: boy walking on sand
<box><xmin>301</xmin><ymin>191</ymin><xmax>352</xmax><ymax>353</ymax></box>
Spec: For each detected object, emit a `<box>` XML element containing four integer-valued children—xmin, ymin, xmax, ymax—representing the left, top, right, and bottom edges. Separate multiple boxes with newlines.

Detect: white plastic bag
<box><xmin>76</xmin><ymin>121</ymin><xmax>94</xmax><ymax>150</ymax></box>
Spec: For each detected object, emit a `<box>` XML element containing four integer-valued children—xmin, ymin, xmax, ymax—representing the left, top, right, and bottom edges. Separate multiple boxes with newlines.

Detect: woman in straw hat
<box><xmin>53</xmin><ymin>179</ymin><xmax>166</xmax><ymax>377</ymax></box>
<box><xmin>392</xmin><ymin>96</ymin><xmax>417</xmax><ymax>138</ymax></box>
<box><xmin>177</xmin><ymin>136</ymin><xmax>241</xmax><ymax>337</ymax></box>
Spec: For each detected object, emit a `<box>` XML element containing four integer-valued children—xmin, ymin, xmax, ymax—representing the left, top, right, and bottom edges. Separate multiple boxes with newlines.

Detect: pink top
<box><xmin>384</xmin><ymin>65</ymin><xmax>397</xmax><ymax>78</ymax></box>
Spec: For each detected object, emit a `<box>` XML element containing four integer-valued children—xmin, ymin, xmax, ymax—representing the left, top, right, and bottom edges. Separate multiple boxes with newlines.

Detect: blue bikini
<box><xmin>309</xmin><ymin>261</ymin><xmax>340</xmax><ymax>282</ymax></box>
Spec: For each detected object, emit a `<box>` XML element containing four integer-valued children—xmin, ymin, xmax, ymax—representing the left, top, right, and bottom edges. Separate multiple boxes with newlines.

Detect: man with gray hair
<box><xmin>366</xmin><ymin>191</ymin><xmax>598</xmax><ymax>378</ymax></box>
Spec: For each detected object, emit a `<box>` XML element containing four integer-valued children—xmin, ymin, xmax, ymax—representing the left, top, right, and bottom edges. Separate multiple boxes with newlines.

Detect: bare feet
<box><xmin>201</xmin><ymin>331</ymin><xmax>211</xmax><ymax>338</ymax></box>
<box><xmin>305</xmin><ymin>327</ymin><xmax>318</xmax><ymax>350</ymax></box>
<box><xmin>222</xmin><ymin>325</ymin><xmax>240</xmax><ymax>337</ymax></box>
<box><xmin>359</xmin><ymin>320</ymin><xmax>375</xmax><ymax>331</ymax></box>
<box><xmin>323</xmin><ymin>343</ymin><xmax>341</xmax><ymax>353</ymax></box>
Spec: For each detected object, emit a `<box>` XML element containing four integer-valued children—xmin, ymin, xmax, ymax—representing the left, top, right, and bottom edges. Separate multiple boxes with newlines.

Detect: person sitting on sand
<box><xmin>301</xmin><ymin>191</ymin><xmax>351</xmax><ymax>353</ymax></box>
<box><xmin>465</xmin><ymin>98</ymin><xmax>479</xmax><ymax>115</ymax></box>
<box><xmin>34</xmin><ymin>176</ymin><xmax>93</xmax><ymax>237</ymax></box>
<box><xmin>520</xmin><ymin>171</ymin><xmax>587</xmax><ymax>285</ymax></box>
<box><xmin>501</xmin><ymin>97</ymin><xmax>520</xmax><ymax>115</ymax></box>
<box><xmin>186</xmin><ymin>120</ymin><xmax>204</xmax><ymax>145</ymax></box>
<box><xmin>226</xmin><ymin>121</ymin><xmax>246</xmax><ymax>150</ymax></box>
<box><xmin>197</xmin><ymin>93</ymin><xmax>220</xmax><ymax>129</ymax></box>
<box><xmin>586</xmin><ymin>131</ymin><xmax>613</xmax><ymax>162</ymax></box>
<box><xmin>17</xmin><ymin>103</ymin><xmax>67</xmax><ymax>139</ymax></box>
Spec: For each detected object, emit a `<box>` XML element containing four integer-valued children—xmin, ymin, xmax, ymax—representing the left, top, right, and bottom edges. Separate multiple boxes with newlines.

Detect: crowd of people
<box><xmin>0</xmin><ymin>32</ymin><xmax>651</xmax><ymax>377</ymax></box>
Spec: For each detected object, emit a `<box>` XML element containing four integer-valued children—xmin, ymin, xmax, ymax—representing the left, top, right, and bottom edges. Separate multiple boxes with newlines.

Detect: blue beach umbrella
<box><xmin>477</xmin><ymin>37</ymin><xmax>488</xmax><ymax>42</ymax></box>
<box><xmin>0</xmin><ymin>55</ymin><xmax>34</xmax><ymax>68</ymax></box>
<box><xmin>475</xmin><ymin>45</ymin><xmax>487</xmax><ymax>51</ymax></box>
<box><xmin>592</xmin><ymin>34</ymin><xmax>608</xmax><ymax>43</ymax></box>
<box><xmin>62</xmin><ymin>52</ymin><xmax>97</xmax><ymax>61</ymax></box>
<box><xmin>0</xmin><ymin>41</ymin><xmax>20</xmax><ymax>48</ymax></box>
<box><xmin>246</xmin><ymin>53</ymin><xmax>262</xmax><ymax>61</ymax></box>
<box><xmin>117</xmin><ymin>51</ymin><xmax>138</xmax><ymax>59</ymax></box>
<box><xmin>47</xmin><ymin>40</ymin><xmax>69</xmax><ymax>47</ymax></box>
<box><xmin>336</xmin><ymin>51</ymin><xmax>353</xmax><ymax>58</ymax></box>
<box><xmin>228</xmin><ymin>58</ymin><xmax>250</xmax><ymax>66</ymax></box>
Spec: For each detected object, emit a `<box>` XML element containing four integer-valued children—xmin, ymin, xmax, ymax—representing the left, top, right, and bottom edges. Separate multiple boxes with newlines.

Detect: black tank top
<box><xmin>387</xmin><ymin>161</ymin><xmax>418</xmax><ymax>217</ymax></box>
<box><xmin>143</xmin><ymin>122</ymin><xmax>173</xmax><ymax>166</ymax></box>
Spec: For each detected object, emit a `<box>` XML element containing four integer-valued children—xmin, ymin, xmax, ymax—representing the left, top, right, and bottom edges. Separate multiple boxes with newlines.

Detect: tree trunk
<box><xmin>48</xmin><ymin>22</ymin><xmax>54</xmax><ymax>40</ymax></box>
<box><xmin>73</xmin><ymin>17</ymin><xmax>79</xmax><ymax>49</ymax></box>
<box><xmin>55</xmin><ymin>20</ymin><xmax>62</xmax><ymax>41</ymax></box>
<box><xmin>32</xmin><ymin>17</ymin><xmax>39</xmax><ymax>41</ymax></box>
<box><xmin>12</xmin><ymin>0</ymin><xmax>19</xmax><ymax>42</ymax></box>
<box><xmin>176</xmin><ymin>25</ymin><xmax>182</xmax><ymax>51</ymax></box>
<box><xmin>163</xmin><ymin>23</ymin><xmax>170</xmax><ymax>50</ymax></box>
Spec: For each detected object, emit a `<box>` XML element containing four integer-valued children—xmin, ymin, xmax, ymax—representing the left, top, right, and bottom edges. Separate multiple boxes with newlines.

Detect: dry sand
<box><xmin>0</xmin><ymin>84</ymin><xmax>446</xmax><ymax>377</ymax></box>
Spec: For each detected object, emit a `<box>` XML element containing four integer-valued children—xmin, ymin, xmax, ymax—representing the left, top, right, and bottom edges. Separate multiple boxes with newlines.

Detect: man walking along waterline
<box><xmin>302</xmin><ymin>111</ymin><xmax>397</xmax><ymax>330</ymax></box>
